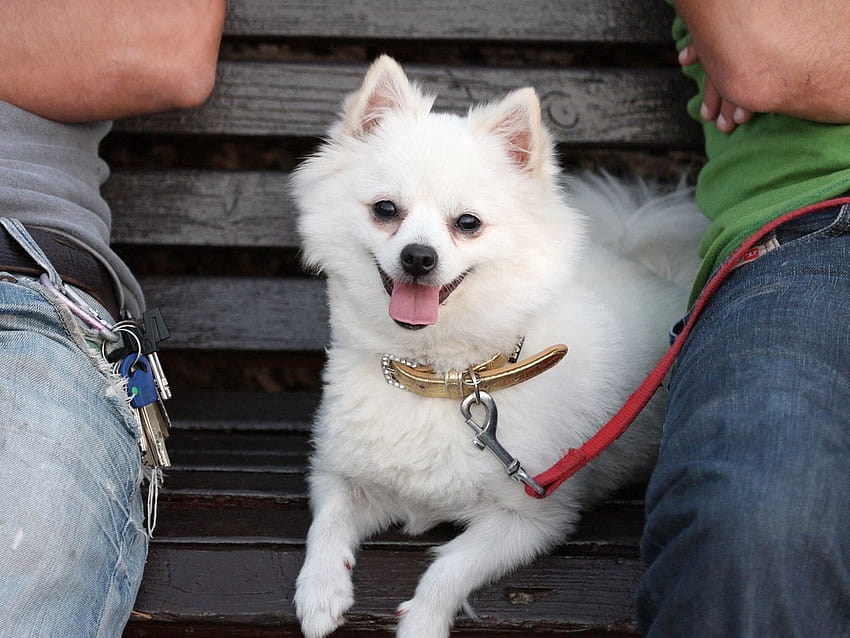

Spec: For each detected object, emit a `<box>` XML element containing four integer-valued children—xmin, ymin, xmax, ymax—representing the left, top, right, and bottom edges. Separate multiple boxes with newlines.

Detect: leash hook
<box><xmin>460</xmin><ymin>389</ymin><xmax>545</xmax><ymax>496</ymax></box>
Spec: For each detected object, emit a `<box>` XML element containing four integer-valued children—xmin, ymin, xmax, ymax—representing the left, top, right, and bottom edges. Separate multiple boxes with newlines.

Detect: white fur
<box><xmin>291</xmin><ymin>55</ymin><xmax>707</xmax><ymax>638</ymax></box>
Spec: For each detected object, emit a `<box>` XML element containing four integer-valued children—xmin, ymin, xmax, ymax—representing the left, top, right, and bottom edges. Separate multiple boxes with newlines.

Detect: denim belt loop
<box><xmin>0</xmin><ymin>217</ymin><xmax>63</xmax><ymax>287</ymax></box>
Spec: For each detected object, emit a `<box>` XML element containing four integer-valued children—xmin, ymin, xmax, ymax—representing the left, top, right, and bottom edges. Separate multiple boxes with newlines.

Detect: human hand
<box><xmin>679</xmin><ymin>44</ymin><xmax>752</xmax><ymax>134</ymax></box>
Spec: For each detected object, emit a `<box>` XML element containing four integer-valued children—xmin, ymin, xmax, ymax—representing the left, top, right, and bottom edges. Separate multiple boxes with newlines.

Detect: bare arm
<box><xmin>0</xmin><ymin>0</ymin><xmax>226</xmax><ymax>122</ymax></box>
<box><xmin>674</xmin><ymin>0</ymin><xmax>850</xmax><ymax>127</ymax></box>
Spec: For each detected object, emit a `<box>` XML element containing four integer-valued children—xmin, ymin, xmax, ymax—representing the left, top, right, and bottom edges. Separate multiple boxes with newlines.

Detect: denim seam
<box><xmin>774</xmin><ymin>203</ymin><xmax>850</xmax><ymax>249</ymax></box>
<box><xmin>94</xmin><ymin>509</ymin><xmax>148</xmax><ymax>638</ymax></box>
<box><xmin>822</xmin><ymin>203</ymin><xmax>850</xmax><ymax>236</ymax></box>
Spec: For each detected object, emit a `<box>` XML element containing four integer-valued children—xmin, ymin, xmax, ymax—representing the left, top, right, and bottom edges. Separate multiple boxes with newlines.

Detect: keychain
<box><xmin>120</xmin><ymin>353</ymin><xmax>171</xmax><ymax>469</ymax></box>
<box><xmin>107</xmin><ymin>312</ymin><xmax>173</xmax><ymax>469</ymax></box>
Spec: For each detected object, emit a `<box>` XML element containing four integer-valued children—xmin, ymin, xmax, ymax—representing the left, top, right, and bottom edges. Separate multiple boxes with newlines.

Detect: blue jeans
<box><xmin>0</xmin><ymin>221</ymin><xmax>147</xmax><ymax>637</ymax></box>
<box><xmin>637</xmin><ymin>203</ymin><xmax>850</xmax><ymax>636</ymax></box>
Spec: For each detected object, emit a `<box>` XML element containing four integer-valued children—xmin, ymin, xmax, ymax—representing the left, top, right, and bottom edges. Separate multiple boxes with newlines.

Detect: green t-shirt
<box><xmin>671</xmin><ymin>13</ymin><xmax>850</xmax><ymax>303</ymax></box>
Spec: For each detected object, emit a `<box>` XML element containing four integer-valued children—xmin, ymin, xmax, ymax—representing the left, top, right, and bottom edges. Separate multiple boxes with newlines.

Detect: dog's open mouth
<box><xmin>377</xmin><ymin>265</ymin><xmax>466</xmax><ymax>330</ymax></box>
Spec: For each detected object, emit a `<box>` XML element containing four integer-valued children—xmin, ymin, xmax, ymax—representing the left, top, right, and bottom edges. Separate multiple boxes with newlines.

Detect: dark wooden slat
<box><xmin>126</xmin><ymin>623</ymin><xmax>638</xmax><ymax>638</ymax></box>
<box><xmin>156</xmin><ymin>429</ymin><xmax>643</xmax><ymax>555</ymax></box>
<box><xmin>139</xmin><ymin>275</ymin><xmax>329</xmax><ymax>351</ymax></box>
<box><xmin>225</xmin><ymin>0</ymin><xmax>673</xmax><ymax>44</ymax></box>
<box><xmin>144</xmin><ymin>409</ymin><xmax>645</xmax><ymax>635</ymax></box>
<box><xmin>153</xmin><ymin>507</ymin><xmax>459</xmax><ymax>550</ymax></box>
<box><xmin>166</xmin><ymin>390</ymin><xmax>317</xmax><ymax>432</ymax></box>
<box><xmin>105</xmin><ymin>171</ymin><xmax>295</xmax><ymax>248</ymax></box>
<box><xmin>116</xmin><ymin>62</ymin><xmax>699</xmax><ymax>147</ymax></box>
<box><xmin>160</xmin><ymin>427</ymin><xmax>642</xmax><ymax>525</ymax></box>
<box><xmin>167</xmin><ymin>433</ymin><xmax>310</xmax><ymax>469</ymax></box>
<box><xmin>157</xmin><ymin>483</ymin><xmax>643</xmax><ymax>556</ymax></box>
<box><xmin>131</xmin><ymin>545</ymin><xmax>640</xmax><ymax>633</ymax></box>
<box><xmin>153</xmin><ymin>501</ymin><xmax>643</xmax><ymax>558</ymax></box>
<box><xmin>162</xmin><ymin>468</ymin><xmax>304</xmax><ymax>503</ymax></box>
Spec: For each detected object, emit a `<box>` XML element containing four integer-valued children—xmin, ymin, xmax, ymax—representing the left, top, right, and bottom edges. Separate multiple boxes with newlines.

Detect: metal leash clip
<box><xmin>459</xmin><ymin>385</ymin><xmax>545</xmax><ymax>496</ymax></box>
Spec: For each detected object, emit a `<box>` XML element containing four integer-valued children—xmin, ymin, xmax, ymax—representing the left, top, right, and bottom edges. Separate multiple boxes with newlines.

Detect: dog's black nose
<box><xmin>400</xmin><ymin>243</ymin><xmax>438</xmax><ymax>277</ymax></box>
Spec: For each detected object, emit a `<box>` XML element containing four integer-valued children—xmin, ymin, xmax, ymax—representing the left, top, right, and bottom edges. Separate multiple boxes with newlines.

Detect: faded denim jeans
<box><xmin>637</xmin><ymin>204</ymin><xmax>850</xmax><ymax>636</ymax></box>
<box><xmin>0</xmin><ymin>220</ymin><xmax>147</xmax><ymax>637</ymax></box>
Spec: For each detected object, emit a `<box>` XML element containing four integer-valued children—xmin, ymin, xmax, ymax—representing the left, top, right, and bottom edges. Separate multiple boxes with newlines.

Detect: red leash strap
<box><xmin>527</xmin><ymin>196</ymin><xmax>850</xmax><ymax>498</ymax></box>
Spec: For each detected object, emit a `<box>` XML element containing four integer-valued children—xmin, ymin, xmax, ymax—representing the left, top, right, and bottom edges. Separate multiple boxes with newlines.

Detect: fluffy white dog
<box><xmin>291</xmin><ymin>55</ymin><xmax>705</xmax><ymax>637</ymax></box>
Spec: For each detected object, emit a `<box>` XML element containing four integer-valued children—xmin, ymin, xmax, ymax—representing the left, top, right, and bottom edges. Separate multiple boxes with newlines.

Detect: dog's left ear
<box><xmin>470</xmin><ymin>88</ymin><xmax>548</xmax><ymax>175</ymax></box>
<box><xmin>341</xmin><ymin>55</ymin><xmax>431</xmax><ymax>138</ymax></box>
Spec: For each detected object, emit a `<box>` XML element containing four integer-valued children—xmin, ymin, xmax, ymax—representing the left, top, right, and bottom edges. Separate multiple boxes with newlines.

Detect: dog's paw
<box><xmin>295</xmin><ymin>556</ymin><xmax>355</xmax><ymax>638</ymax></box>
<box><xmin>395</xmin><ymin>598</ymin><xmax>452</xmax><ymax>638</ymax></box>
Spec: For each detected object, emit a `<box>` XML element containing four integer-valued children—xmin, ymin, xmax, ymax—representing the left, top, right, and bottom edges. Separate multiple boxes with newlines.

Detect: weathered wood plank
<box><xmin>153</xmin><ymin>501</ymin><xmax>643</xmax><ymax>558</ymax></box>
<box><xmin>138</xmin><ymin>275</ymin><xmax>329</xmax><ymax>351</ymax></box>
<box><xmin>152</xmin><ymin>506</ymin><xmax>457</xmax><ymax>550</ymax></box>
<box><xmin>125</xmin><ymin>623</ymin><xmax>637</xmax><ymax>638</ymax></box>
<box><xmin>105</xmin><ymin>171</ymin><xmax>295</xmax><ymax>248</ymax></box>
<box><xmin>165</xmin><ymin>432</ymin><xmax>310</xmax><ymax>469</ymax></box>
<box><xmin>131</xmin><ymin>545</ymin><xmax>641</xmax><ymax>633</ymax></box>
<box><xmin>157</xmin><ymin>426</ymin><xmax>643</xmax><ymax>555</ymax></box>
<box><xmin>162</xmin><ymin>469</ymin><xmax>305</xmax><ymax>504</ymax></box>
<box><xmin>115</xmin><ymin>62</ymin><xmax>699</xmax><ymax>147</ymax></box>
<box><xmin>225</xmin><ymin>0</ymin><xmax>673</xmax><ymax>44</ymax></box>
<box><xmin>165</xmin><ymin>390</ymin><xmax>317</xmax><ymax>432</ymax></box>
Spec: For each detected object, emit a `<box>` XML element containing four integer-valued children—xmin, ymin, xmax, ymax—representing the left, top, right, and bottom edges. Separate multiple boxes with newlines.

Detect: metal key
<box><xmin>146</xmin><ymin>351</ymin><xmax>172</xmax><ymax>401</ymax></box>
<box><xmin>460</xmin><ymin>389</ymin><xmax>545</xmax><ymax>495</ymax></box>
<box><xmin>120</xmin><ymin>354</ymin><xmax>172</xmax><ymax>468</ymax></box>
<box><xmin>141</xmin><ymin>309</ymin><xmax>172</xmax><ymax>400</ymax></box>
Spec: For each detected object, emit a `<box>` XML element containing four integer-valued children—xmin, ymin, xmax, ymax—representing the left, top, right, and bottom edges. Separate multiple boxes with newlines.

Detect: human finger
<box><xmin>700</xmin><ymin>79</ymin><xmax>722</xmax><ymax>121</ymax></box>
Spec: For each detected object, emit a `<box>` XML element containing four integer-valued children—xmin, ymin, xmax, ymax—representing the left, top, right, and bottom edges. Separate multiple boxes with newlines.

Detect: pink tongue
<box><xmin>389</xmin><ymin>281</ymin><xmax>440</xmax><ymax>325</ymax></box>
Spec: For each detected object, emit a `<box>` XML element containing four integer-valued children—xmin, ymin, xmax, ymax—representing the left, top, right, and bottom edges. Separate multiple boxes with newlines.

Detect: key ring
<box><xmin>102</xmin><ymin>321</ymin><xmax>143</xmax><ymax>371</ymax></box>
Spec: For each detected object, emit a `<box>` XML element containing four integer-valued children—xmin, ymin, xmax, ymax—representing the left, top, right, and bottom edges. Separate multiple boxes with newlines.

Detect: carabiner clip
<box><xmin>460</xmin><ymin>390</ymin><xmax>545</xmax><ymax>496</ymax></box>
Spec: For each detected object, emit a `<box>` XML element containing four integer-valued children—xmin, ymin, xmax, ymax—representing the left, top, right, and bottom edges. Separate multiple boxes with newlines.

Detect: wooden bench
<box><xmin>114</xmin><ymin>2</ymin><xmax>703</xmax><ymax>635</ymax></box>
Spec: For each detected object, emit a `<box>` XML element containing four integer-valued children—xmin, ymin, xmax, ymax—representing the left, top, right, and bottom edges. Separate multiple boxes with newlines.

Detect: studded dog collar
<box><xmin>381</xmin><ymin>342</ymin><xmax>568</xmax><ymax>399</ymax></box>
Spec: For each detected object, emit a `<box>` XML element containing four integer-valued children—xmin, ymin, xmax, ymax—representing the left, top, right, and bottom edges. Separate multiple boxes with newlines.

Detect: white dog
<box><xmin>291</xmin><ymin>55</ymin><xmax>704</xmax><ymax>638</ymax></box>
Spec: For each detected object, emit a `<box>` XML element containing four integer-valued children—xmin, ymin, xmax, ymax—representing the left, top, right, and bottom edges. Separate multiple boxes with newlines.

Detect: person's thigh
<box><xmin>638</xmin><ymin>206</ymin><xmax>850</xmax><ymax>637</ymax></box>
<box><xmin>0</xmin><ymin>277</ymin><xmax>147</xmax><ymax>638</ymax></box>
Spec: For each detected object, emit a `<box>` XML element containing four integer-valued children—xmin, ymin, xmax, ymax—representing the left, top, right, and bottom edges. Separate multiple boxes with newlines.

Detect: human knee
<box><xmin>648</xmin><ymin>458</ymin><xmax>835</xmax><ymax>554</ymax></box>
<box><xmin>640</xmin><ymin>458</ymin><xmax>850</xmax><ymax>635</ymax></box>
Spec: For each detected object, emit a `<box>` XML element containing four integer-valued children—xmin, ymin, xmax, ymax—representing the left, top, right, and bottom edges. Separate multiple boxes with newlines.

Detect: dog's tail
<box><xmin>567</xmin><ymin>171</ymin><xmax>708</xmax><ymax>289</ymax></box>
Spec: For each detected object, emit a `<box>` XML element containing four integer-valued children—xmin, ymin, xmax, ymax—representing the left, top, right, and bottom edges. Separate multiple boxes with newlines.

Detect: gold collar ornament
<box><xmin>381</xmin><ymin>342</ymin><xmax>568</xmax><ymax>399</ymax></box>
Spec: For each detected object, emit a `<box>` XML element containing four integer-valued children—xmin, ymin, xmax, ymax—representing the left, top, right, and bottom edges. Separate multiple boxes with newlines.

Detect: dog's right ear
<box><xmin>469</xmin><ymin>88</ymin><xmax>549</xmax><ymax>176</ymax></box>
<box><xmin>341</xmin><ymin>55</ymin><xmax>429</xmax><ymax>138</ymax></box>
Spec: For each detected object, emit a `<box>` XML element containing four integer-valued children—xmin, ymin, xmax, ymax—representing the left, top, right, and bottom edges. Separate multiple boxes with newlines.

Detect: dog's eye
<box><xmin>372</xmin><ymin>200</ymin><xmax>398</xmax><ymax>221</ymax></box>
<box><xmin>455</xmin><ymin>213</ymin><xmax>482</xmax><ymax>233</ymax></box>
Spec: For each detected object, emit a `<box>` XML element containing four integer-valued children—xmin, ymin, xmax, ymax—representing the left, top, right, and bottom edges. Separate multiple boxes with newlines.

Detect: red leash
<box><xmin>527</xmin><ymin>195</ymin><xmax>850</xmax><ymax>498</ymax></box>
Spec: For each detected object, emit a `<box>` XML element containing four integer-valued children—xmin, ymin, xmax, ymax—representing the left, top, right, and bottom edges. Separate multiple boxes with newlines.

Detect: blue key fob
<box><xmin>119</xmin><ymin>354</ymin><xmax>159</xmax><ymax>409</ymax></box>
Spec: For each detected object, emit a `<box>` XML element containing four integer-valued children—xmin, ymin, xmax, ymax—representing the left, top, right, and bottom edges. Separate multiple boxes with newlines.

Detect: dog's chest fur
<box><xmin>310</xmin><ymin>350</ymin><xmax>575</xmax><ymax>515</ymax></box>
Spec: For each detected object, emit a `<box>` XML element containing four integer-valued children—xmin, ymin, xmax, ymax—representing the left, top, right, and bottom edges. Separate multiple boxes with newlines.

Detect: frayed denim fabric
<box><xmin>637</xmin><ymin>205</ymin><xmax>850</xmax><ymax>637</ymax></box>
<box><xmin>0</xmin><ymin>224</ymin><xmax>146</xmax><ymax>637</ymax></box>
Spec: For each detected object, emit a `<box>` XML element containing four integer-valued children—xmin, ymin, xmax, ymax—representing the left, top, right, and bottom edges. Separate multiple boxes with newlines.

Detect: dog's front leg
<box><xmin>395</xmin><ymin>505</ymin><xmax>566</xmax><ymax>638</ymax></box>
<box><xmin>295</xmin><ymin>470</ymin><xmax>392</xmax><ymax>638</ymax></box>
